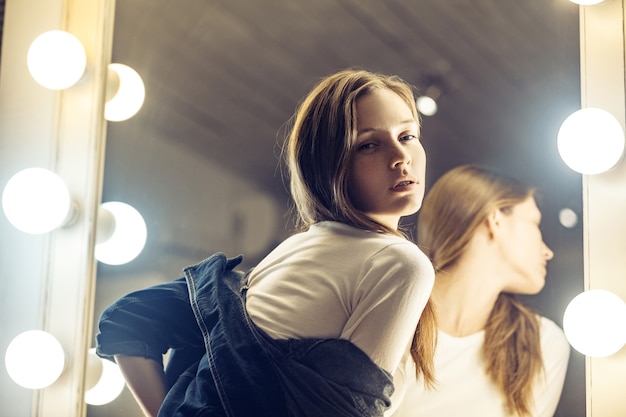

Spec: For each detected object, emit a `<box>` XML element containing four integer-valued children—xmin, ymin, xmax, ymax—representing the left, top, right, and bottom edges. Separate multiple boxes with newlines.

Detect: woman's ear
<box><xmin>485</xmin><ymin>209</ymin><xmax>502</xmax><ymax>239</ymax></box>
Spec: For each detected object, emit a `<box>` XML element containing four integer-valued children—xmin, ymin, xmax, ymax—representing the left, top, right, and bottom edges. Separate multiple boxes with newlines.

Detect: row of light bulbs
<box><xmin>558</xmin><ymin>0</ymin><xmax>625</xmax><ymax>357</ymax></box>
<box><xmin>28</xmin><ymin>30</ymin><xmax>145</xmax><ymax>121</ymax></box>
<box><xmin>9</xmin><ymin>29</ymin><xmax>150</xmax><ymax>264</ymax></box>
<box><xmin>3</xmin><ymin>28</ymin><xmax>149</xmax><ymax>405</ymax></box>
<box><xmin>556</xmin><ymin>70</ymin><xmax>626</xmax><ymax>357</ymax></box>
<box><xmin>557</xmin><ymin>107</ymin><xmax>626</xmax><ymax>358</ymax></box>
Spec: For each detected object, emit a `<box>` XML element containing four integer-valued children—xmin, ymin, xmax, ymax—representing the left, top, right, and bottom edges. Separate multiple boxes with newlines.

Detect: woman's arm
<box><xmin>115</xmin><ymin>355</ymin><xmax>168</xmax><ymax>417</ymax></box>
<box><xmin>96</xmin><ymin>278</ymin><xmax>204</xmax><ymax>416</ymax></box>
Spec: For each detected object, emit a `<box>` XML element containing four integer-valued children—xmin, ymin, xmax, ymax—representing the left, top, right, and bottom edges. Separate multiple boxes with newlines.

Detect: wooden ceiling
<box><xmin>106</xmin><ymin>0</ymin><xmax>582</xmax><ymax>202</ymax></box>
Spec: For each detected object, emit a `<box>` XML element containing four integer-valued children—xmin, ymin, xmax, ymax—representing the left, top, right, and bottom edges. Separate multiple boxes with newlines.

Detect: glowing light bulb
<box><xmin>416</xmin><ymin>96</ymin><xmax>438</xmax><ymax>117</ymax></box>
<box><xmin>559</xmin><ymin>208</ymin><xmax>578</xmax><ymax>229</ymax></box>
<box><xmin>569</xmin><ymin>0</ymin><xmax>607</xmax><ymax>4</ymax></box>
<box><xmin>85</xmin><ymin>348</ymin><xmax>125</xmax><ymax>405</ymax></box>
<box><xmin>557</xmin><ymin>108</ymin><xmax>625</xmax><ymax>175</ymax></box>
<box><xmin>27</xmin><ymin>30</ymin><xmax>86</xmax><ymax>90</ymax></box>
<box><xmin>105</xmin><ymin>64</ymin><xmax>146</xmax><ymax>121</ymax></box>
<box><xmin>95</xmin><ymin>202</ymin><xmax>147</xmax><ymax>265</ymax></box>
<box><xmin>5</xmin><ymin>330</ymin><xmax>66</xmax><ymax>389</ymax></box>
<box><xmin>2</xmin><ymin>168</ymin><xmax>73</xmax><ymax>234</ymax></box>
<box><xmin>563</xmin><ymin>289</ymin><xmax>626</xmax><ymax>357</ymax></box>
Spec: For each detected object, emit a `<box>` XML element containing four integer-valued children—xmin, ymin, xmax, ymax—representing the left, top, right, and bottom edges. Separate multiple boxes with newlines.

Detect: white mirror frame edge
<box><xmin>2</xmin><ymin>1</ymin><xmax>626</xmax><ymax>416</ymax></box>
<box><xmin>0</xmin><ymin>0</ymin><xmax>115</xmax><ymax>416</ymax></box>
<box><xmin>580</xmin><ymin>1</ymin><xmax>626</xmax><ymax>415</ymax></box>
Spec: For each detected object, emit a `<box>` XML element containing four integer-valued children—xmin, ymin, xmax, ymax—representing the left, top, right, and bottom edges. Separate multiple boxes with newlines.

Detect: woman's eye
<box><xmin>357</xmin><ymin>142</ymin><xmax>375</xmax><ymax>151</ymax></box>
<box><xmin>400</xmin><ymin>134</ymin><xmax>417</xmax><ymax>142</ymax></box>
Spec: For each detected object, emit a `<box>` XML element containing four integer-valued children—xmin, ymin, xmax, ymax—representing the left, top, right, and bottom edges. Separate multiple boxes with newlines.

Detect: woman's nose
<box><xmin>391</xmin><ymin>144</ymin><xmax>411</xmax><ymax>168</ymax></box>
<box><xmin>543</xmin><ymin>242</ymin><xmax>554</xmax><ymax>260</ymax></box>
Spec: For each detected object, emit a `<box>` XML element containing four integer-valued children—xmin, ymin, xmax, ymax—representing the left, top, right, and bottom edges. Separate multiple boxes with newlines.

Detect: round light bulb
<box><xmin>559</xmin><ymin>207</ymin><xmax>578</xmax><ymax>229</ymax></box>
<box><xmin>27</xmin><ymin>30</ymin><xmax>86</xmax><ymax>90</ymax></box>
<box><xmin>569</xmin><ymin>0</ymin><xmax>606</xmax><ymax>4</ymax></box>
<box><xmin>105</xmin><ymin>63</ymin><xmax>146</xmax><ymax>122</ymax></box>
<box><xmin>5</xmin><ymin>330</ymin><xmax>66</xmax><ymax>389</ymax></box>
<box><xmin>95</xmin><ymin>202</ymin><xmax>147</xmax><ymax>265</ymax></box>
<box><xmin>557</xmin><ymin>108</ymin><xmax>625</xmax><ymax>175</ymax></box>
<box><xmin>563</xmin><ymin>289</ymin><xmax>626</xmax><ymax>357</ymax></box>
<box><xmin>416</xmin><ymin>96</ymin><xmax>438</xmax><ymax>117</ymax></box>
<box><xmin>2</xmin><ymin>168</ymin><xmax>73</xmax><ymax>234</ymax></box>
<box><xmin>85</xmin><ymin>348</ymin><xmax>126</xmax><ymax>405</ymax></box>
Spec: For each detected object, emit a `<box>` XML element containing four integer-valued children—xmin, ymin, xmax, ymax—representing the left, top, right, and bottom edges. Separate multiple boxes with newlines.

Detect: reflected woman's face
<box><xmin>498</xmin><ymin>197</ymin><xmax>554</xmax><ymax>295</ymax></box>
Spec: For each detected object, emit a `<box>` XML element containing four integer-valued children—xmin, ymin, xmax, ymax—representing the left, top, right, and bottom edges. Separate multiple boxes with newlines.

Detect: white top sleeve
<box><xmin>345</xmin><ymin>240</ymin><xmax>434</xmax><ymax>372</ymax></box>
<box><xmin>245</xmin><ymin>221</ymin><xmax>435</xmax><ymax>373</ymax></box>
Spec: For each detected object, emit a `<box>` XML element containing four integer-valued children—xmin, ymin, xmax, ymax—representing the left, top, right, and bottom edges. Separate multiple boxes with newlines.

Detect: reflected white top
<box><xmin>246</xmin><ymin>221</ymin><xmax>434</xmax><ymax>373</ymax></box>
<box><xmin>389</xmin><ymin>316</ymin><xmax>570</xmax><ymax>417</ymax></box>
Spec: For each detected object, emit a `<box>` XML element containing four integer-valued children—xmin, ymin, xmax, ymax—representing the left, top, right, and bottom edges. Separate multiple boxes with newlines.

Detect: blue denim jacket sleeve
<box><xmin>96</xmin><ymin>276</ymin><xmax>204</xmax><ymax>364</ymax></box>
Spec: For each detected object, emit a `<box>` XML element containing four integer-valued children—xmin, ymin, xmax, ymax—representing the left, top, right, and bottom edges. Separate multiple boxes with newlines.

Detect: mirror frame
<box><xmin>1</xmin><ymin>1</ymin><xmax>626</xmax><ymax>416</ymax></box>
<box><xmin>0</xmin><ymin>0</ymin><xmax>114</xmax><ymax>416</ymax></box>
<box><xmin>580</xmin><ymin>1</ymin><xmax>626</xmax><ymax>415</ymax></box>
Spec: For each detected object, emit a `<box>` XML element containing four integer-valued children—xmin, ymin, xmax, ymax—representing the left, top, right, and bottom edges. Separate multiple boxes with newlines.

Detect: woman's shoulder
<box><xmin>374</xmin><ymin>236</ymin><xmax>432</xmax><ymax>268</ymax></box>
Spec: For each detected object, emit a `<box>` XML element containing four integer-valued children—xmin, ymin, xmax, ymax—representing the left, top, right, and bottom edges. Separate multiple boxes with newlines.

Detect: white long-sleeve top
<box><xmin>389</xmin><ymin>316</ymin><xmax>571</xmax><ymax>417</ymax></box>
<box><xmin>245</xmin><ymin>221</ymin><xmax>435</xmax><ymax>374</ymax></box>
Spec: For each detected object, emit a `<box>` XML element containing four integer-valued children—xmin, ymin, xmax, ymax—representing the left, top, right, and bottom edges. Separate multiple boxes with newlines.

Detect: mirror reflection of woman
<box><xmin>390</xmin><ymin>164</ymin><xmax>570</xmax><ymax>417</ymax></box>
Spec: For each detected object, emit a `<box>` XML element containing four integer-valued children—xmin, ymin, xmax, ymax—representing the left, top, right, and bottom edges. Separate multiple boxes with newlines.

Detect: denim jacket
<box><xmin>96</xmin><ymin>252</ymin><xmax>394</xmax><ymax>417</ymax></box>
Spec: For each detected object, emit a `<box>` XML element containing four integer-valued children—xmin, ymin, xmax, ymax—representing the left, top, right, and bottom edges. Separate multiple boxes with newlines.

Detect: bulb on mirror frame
<box><xmin>27</xmin><ymin>30</ymin><xmax>87</xmax><ymax>90</ymax></box>
<box><xmin>105</xmin><ymin>63</ymin><xmax>146</xmax><ymax>122</ymax></box>
<box><xmin>563</xmin><ymin>289</ymin><xmax>626</xmax><ymax>357</ymax></box>
<box><xmin>2</xmin><ymin>167</ymin><xmax>74</xmax><ymax>234</ymax></box>
<box><xmin>4</xmin><ymin>330</ymin><xmax>66</xmax><ymax>389</ymax></box>
<box><xmin>95</xmin><ymin>201</ymin><xmax>147</xmax><ymax>265</ymax></box>
<box><xmin>557</xmin><ymin>107</ymin><xmax>625</xmax><ymax>175</ymax></box>
<box><xmin>569</xmin><ymin>0</ymin><xmax>607</xmax><ymax>4</ymax></box>
<box><xmin>84</xmin><ymin>348</ymin><xmax>126</xmax><ymax>405</ymax></box>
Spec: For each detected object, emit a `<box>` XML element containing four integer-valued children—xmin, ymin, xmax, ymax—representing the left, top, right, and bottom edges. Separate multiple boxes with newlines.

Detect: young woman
<box><xmin>96</xmin><ymin>68</ymin><xmax>436</xmax><ymax>417</ymax></box>
<box><xmin>390</xmin><ymin>164</ymin><xmax>570</xmax><ymax>417</ymax></box>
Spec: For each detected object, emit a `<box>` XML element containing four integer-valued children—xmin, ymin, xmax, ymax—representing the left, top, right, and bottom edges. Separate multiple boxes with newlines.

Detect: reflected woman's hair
<box><xmin>418</xmin><ymin>164</ymin><xmax>550</xmax><ymax>416</ymax></box>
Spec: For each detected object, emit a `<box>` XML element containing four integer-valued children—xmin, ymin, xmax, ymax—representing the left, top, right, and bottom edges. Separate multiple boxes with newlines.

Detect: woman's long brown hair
<box><xmin>282</xmin><ymin>68</ymin><xmax>436</xmax><ymax>385</ymax></box>
<box><xmin>417</xmin><ymin>164</ymin><xmax>543</xmax><ymax>416</ymax></box>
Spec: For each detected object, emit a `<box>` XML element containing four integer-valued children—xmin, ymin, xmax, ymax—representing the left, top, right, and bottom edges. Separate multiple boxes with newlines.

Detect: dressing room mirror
<box><xmin>89</xmin><ymin>1</ymin><xmax>584</xmax><ymax>416</ymax></box>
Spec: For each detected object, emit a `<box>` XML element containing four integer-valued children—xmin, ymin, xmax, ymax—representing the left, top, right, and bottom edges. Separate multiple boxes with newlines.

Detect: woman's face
<box><xmin>347</xmin><ymin>88</ymin><xmax>426</xmax><ymax>230</ymax></box>
<box><xmin>497</xmin><ymin>197</ymin><xmax>554</xmax><ymax>294</ymax></box>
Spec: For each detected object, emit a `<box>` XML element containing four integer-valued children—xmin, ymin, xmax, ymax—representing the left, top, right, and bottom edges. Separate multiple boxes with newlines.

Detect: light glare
<box><xmin>2</xmin><ymin>168</ymin><xmax>72</xmax><ymax>234</ymax></box>
<box><xmin>557</xmin><ymin>108</ymin><xmax>624</xmax><ymax>175</ymax></box>
<box><xmin>559</xmin><ymin>208</ymin><xmax>578</xmax><ymax>229</ymax></box>
<box><xmin>5</xmin><ymin>330</ymin><xmax>65</xmax><ymax>389</ymax></box>
<box><xmin>569</xmin><ymin>0</ymin><xmax>606</xmax><ymax>4</ymax></box>
<box><xmin>27</xmin><ymin>30</ymin><xmax>86</xmax><ymax>90</ymax></box>
<box><xmin>563</xmin><ymin>289</ymin><xmax>626</xmax><ymax>357</ymax></box>
<box><xmin>416</xmin><ymin>96</ymin><xmax>438</xmax><ymax>116</ymax></box>
<box><xmin>95</xmin><ymin>202</ymin><xmax>147</xmax><ymax>265</ymax></box>
<box><xmin>105</xmin><ymin>64</ymin><xmax>146</xmax><ymax>121</ymax></box>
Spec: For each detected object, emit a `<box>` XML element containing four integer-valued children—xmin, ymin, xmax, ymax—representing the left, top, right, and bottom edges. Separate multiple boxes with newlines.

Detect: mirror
<box><xmin>89</xmin><ymin>1</ymin><xmax>584</xmax><ymax>416</ymax></box>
